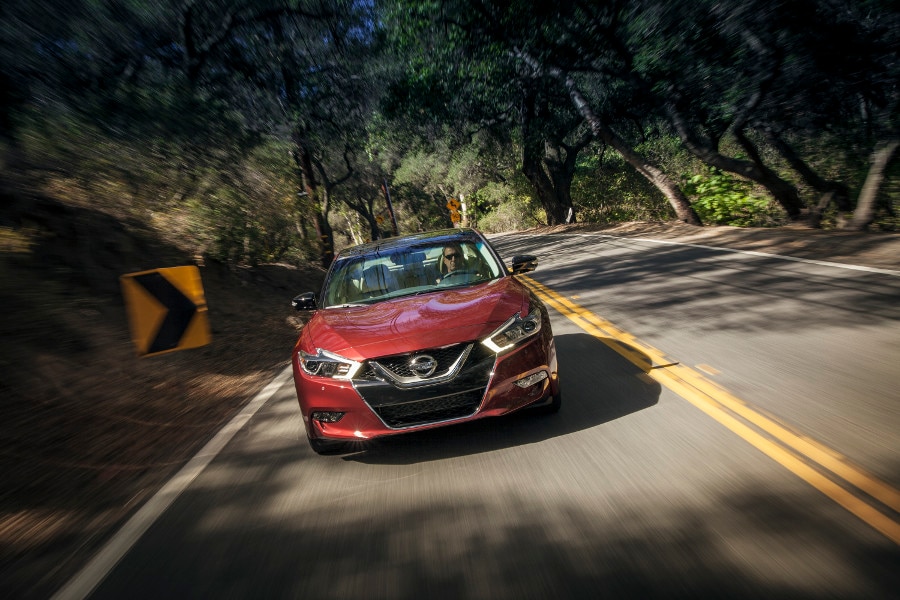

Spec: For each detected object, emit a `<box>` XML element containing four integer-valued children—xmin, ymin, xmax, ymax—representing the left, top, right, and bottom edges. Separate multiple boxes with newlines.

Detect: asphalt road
<box><xmin>58</xmin><ymin>232</ymin><xmax>900</xmax><ymax>599</ymax></box>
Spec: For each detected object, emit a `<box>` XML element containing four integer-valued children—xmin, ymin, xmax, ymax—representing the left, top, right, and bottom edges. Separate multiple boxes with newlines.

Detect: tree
<box><xmin>335</xmin><ymin>163</ymin><xmax>392</xmax><ymax>243</ymax></box>
<box><xmin>384</xmin><ymin>0</ymin><xmax>702</xmax><ymax>225</ymax></box>
<box><xmin>647</xmin><ymin>0</ymin><xmax>898</xmax><ymax>226</ymax></box>
<box><xmin>519</xmin><ymin>82</ymin><xmax>592</xmax><ymax>224</ymax></box>
<box><xmin>847</xmin><ymin>139</ymin><xmax>899</xmax><ymax>231</ymax></box>
<box><xmin>205</xmin><ymin>1</ymin><xmax>385</xmax><ymax>265</ymax></box>
<box><xmin>571</xmin><ymin>0</ymin><xmax>803</xmax><ymax>218</ymax></box>
<box><xmin>382</xmin><ymin>0</ymin><xmax>600</xmax><ymax>225</ymax></box>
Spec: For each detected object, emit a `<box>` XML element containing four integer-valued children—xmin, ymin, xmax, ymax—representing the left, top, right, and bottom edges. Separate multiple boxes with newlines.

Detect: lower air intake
<box><xmin>373</xmin><ymin>389</ymin><xmax>484</xmax><ymax>428</ymax></box>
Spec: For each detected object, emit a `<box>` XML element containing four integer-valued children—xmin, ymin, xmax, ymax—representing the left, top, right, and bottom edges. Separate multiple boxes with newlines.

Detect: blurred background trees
<box><xmin>1</xmin><ymin>0</ymin><xmax>897</xmax><ymax>267</ymax></box>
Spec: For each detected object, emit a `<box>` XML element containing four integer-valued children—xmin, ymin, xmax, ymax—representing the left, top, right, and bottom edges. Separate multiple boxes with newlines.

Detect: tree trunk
<box><xmin>343</xmin><ymin>193</ymin><xmax>381</xmax><ymax>242</ymax></box>
<box><xmin>667</xmin><ymin>105</ymin><xmax>803</xmax><ymax>218</ymax></box>
<box><xmin>278</xmin><ymin>16</ymin><xmax>336</xmax><ymax>268</ymax></box>
<box><xmin>520</xmin><ymin>90</ymin><xmax>574</xmax><ymax>225</ymax></box>
<box><xmin>291</xmin><ymin>131</ymin><xmax>334</xmax><ymax>267</ymax></box>
<box><xmin>310</xmin><ymin>209</ymin><xmax>334</xmax><ymax>265</ymax></box>
<box><xmin>343</xmin><ymin>213</ymin><xmax>362</xmax><ymax>245</ymax></box>
<box><xmin>763</xmin><ymin>129</ymin><xmax>850</xmax><ymax>227</ymax></box>
<box><xmin>546</xmin><ymin>159</ymin><xmax>576</xmax><ymax>224</ymax></box>
<box><xmin>522</xmin><ymin>148</ymin><xmax>578</xmax><ymax>225</ymax></box>
<box><xmin>593</xmin><ymin>123</ymin><xmax>700</xmax><ymax>224</ymax></box>
<box><xmin>569</xmin><ymin>106</ymin><xmax>699</xmax><ymax>223</ymax></box>
<box><xmin>354</xmin><ymin>207</ymin><xmax>379</xmax><ymax>243</ymax></box>
<box><xmin>544</xmin><ymin>132</ymin><xmax>590</xmax><ymax>225</ymax></box>
<box><xmin>765</xmin><ymin>129</ymin><xmax>850</xmax><ymax>208</ymax></box>
<box><xmin>521</xmin><ymin>122</ymin><xmax>568</xmax><ymax>225</ymax></box>
<box><xmin>364</xmin><ymin>202</ymin><xmax>379</xmax><ymax>241</ymax></box>
<box><xmin>521</xmin><ymin>150</ymin><xmax>565</xmax><ymax>225</ymax></box>
<box><xmin>543</xmin><ymin>67</ymin><xmax>701</xmax><ymax>225</ymax></box>
<box><xmin>845</xmin><ymin>139</ymin><xmax>899</xmax><ymax>231</ymax></box>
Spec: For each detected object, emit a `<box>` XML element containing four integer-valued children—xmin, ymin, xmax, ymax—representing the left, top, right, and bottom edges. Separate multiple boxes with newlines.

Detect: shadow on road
<box><xmin>88</xmin><ymin>446</ymin><xmax>900</xmax><ymax>600</ymax></box>
<box><xmin>76</xmin><ymin>336</ymin><xmax>900</xmax><ymax>600</ymax></box>
<box><xmin>493</xmin><ymin>234</ymin><xmax>900</xmax><ymax>332</ymax></box>
<box><xmin>342</xmin><ymin>332</ymin><xmax>660</xmax><ymax>464</ymax></box>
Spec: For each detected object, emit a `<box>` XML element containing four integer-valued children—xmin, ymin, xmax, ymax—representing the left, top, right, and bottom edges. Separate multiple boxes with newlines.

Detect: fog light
<box><xmin>311</xmin><ymin>411</ymin><xmax>345</xmax><ymax>423</ymax></box>
<box><xmin>514</xmin><ymin>371</ymin><xmax>548</xmax><ymax>388</ymax></box>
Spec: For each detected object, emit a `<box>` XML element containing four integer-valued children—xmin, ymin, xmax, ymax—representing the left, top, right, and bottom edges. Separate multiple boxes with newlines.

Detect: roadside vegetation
<box><xmin>2</xmin><ymin>1</ymin><xmax>897</xmax><ymax>270</ymax></box>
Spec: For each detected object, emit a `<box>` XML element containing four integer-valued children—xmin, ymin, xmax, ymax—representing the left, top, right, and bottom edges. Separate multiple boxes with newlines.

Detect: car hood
<box><xmin>303</xmin><ymin>277</ymin><xmax>529</xmax><ymax>360</ymax></box>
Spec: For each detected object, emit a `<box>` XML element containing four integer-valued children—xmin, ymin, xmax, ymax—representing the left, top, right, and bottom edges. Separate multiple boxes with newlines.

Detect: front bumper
<box><xmin>292</xmin><ymin>334</ymin><xmax>558</xmax><ymax>441</ymax></box>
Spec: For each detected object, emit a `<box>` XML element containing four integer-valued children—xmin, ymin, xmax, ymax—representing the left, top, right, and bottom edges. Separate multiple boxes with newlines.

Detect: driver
<box><xmin>438</xmin><ymin>243</ymin><xmax>466</xmax><ymax>283</ymax></box>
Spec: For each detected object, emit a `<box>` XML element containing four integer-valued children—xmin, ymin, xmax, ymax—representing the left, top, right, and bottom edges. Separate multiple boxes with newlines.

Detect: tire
<box><xmin>307</xmin><ymin>436</ymin><xmax>347</xmax><ymax>455</ymax></box>
<box><xmin>532</xmin><ymin>390</ymin><xmax>562</xmax><ymax>415</ymax></box>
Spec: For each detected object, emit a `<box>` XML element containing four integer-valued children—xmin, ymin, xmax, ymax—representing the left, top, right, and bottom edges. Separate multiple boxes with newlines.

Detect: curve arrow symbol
<box><xmin>133</xmin><ymin>272</ymin><xmax>198</xmax><ymax>354</ymax></box>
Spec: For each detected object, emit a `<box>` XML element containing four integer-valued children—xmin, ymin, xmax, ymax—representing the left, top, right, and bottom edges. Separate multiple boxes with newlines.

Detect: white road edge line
<box><xmin>51</xmin><ymin>365</ymin><xmax>295</xmax><ymax>600</ymax></box>
<box><xmin>500</xmin><ymin>232</ymin><xmax>900</xmax><ymax>277</ymax></box>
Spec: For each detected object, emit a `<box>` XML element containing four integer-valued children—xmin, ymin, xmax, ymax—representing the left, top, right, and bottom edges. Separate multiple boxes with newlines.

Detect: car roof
<box><xmin>335</xmin><ymin>228</ymin><xmax>486</xmax><ymax>259</ymax></box>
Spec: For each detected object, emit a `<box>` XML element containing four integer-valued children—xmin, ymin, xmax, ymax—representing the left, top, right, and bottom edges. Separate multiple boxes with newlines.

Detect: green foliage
<box><xmin>181</xmin><ymin>140</ymin><xmax>318</xmax><ymax>265</ymax></box>
<box><xmin>476</xmin><ymin>196</ymin><xmax>543</xmax><ymax>233</ymax></box>
<box><xmin>391</xmin><ymin>183</ymin><xmax>449</xmax><ymax>233</ymax></box>
<box><xmin>18</xmin><ymin>103</ymin><xmax>314</xmax><ymax>265</ymax></box>
<box><xmin>389</xmin><ymin>131</ymin><xmax>517</xmax><ymax>229</ymax></box>
<box><xmin>186</xmin><ymin>190</ymin><xmax>291</xmax><ymax>266</ymax></box>
<box><xmin>392</xmin><ymin>146</ymin><xmax>450</xmax><ymax>192</ymax></box>
<box><xmin>682</xmin><ymin>168</ymin><xmax>787</xmax><ymax>227</ymax></box>
<box><xmin>474</xmin><ymin>179</ymin><xmax>544</xmax><ymax>232</ymax></box>
<box><xmin>572</xmin><ymin>149</ymin><xmax>674</xmax><ymax>223</ymax></box>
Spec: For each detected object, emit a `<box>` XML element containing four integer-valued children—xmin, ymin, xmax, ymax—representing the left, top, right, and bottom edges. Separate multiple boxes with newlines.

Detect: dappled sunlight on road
<box><xmin>93</xmin><ymin>399</ymin><xmax>899</xmax><ymax>599</ymax></box>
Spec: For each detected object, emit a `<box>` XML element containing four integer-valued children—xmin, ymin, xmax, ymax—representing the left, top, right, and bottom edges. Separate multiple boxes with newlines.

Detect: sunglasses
<box><xmin>443</xmin><ymin>253</ymin><xmax>460</xmax><ymax>260</ymax></box>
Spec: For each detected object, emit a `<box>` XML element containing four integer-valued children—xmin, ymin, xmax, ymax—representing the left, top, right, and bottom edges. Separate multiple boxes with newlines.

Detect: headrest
<box><xmin>360</xmin><ymin>265</ymin><xmax>392</xmax><ymax>294</ymax></box>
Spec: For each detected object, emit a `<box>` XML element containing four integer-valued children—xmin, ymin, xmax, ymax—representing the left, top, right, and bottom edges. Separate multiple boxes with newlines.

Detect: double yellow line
<box><xmin>520</xmin><ymin>274</ymin><xmax>900</xmax><ymax>544</ymax></box>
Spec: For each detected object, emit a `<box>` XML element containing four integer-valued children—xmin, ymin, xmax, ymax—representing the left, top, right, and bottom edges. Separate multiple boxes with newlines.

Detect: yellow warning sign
<box><xmin>120</xmin><ymin>266</ymin><xmax>210</xmax><ymax>357</ymax></box>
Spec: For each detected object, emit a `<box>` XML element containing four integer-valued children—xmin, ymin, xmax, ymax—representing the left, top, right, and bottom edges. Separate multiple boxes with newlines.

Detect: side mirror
<box><xmin>510</xmin><ymin>255</ymin><xmax>538</xmax><ymax>274</ymax></box>
<box><xmin>291</xmin><ymin>292</ymin><xmax>318</xmax><ymax>311</ymax></box>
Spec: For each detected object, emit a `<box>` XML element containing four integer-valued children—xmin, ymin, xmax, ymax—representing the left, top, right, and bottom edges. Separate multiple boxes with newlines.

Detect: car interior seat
<box><xmin>395</xmin><ymin>251</ymin><xmax>429</xmax><ymax>289</ymax></box>
<box><xmin>359</xmin><ymin>264</ymin><xmax>398</xmax><ymax>298</ymax></box>
<box><xmin>336</xmin><ymin>262</ymin><xmax>366</xmax><ymax>304</ymax></box>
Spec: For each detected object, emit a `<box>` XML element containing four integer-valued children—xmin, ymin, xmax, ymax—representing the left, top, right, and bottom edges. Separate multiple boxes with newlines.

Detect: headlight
<box><xmin>299</xmin><ymin>348</ymin><xmax>362</xmax><ymax>379</ymax></box>
<box><xmin>481</xmin><ymin>312</ymin><xmax>542</xmax><ymax>354</ymax></box>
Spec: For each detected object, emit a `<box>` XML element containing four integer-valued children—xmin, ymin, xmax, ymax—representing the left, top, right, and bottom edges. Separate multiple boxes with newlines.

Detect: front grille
<box><xmin>370</xmin><ymin>343</ymin><xmax>470</xmax><ymax>380</ymax></box>
<box><xmin>353</xmin><ymin>342</ymin><xmax>496</xmax><ymax>428</ymax></box>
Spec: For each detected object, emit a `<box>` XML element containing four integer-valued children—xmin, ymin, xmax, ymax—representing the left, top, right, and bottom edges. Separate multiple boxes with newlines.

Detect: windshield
<box><xmin>322</xmin><ymin>239</ymin><xmax>505</xmax><ymax>307</ymax></box>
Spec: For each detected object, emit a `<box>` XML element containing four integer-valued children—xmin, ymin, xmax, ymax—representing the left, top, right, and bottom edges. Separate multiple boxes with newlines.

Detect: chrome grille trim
<box><xmin>369</xmin><ymin>343</ymin><xmax>473</xmax><ymax>389</ymax></box>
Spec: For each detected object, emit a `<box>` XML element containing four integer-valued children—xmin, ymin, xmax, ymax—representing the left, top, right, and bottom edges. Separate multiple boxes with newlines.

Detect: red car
<box><xmin>290</xmin><ymin>228</ymin><xmax>560</xmax><ymax>454</ymax></box>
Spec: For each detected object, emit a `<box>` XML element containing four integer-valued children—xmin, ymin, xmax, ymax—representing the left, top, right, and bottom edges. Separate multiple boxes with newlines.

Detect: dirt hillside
<box><xmin>0</xmin><ymin>194</ymin><xmax>324</xmax><ymax>599</ymax></box>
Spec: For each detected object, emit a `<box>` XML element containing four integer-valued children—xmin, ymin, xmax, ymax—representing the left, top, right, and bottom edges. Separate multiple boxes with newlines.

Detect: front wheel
<box><xmin>532</xmin><ymin>390</ymin><xmax>562</xmax><ymax>415</ymax></box>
